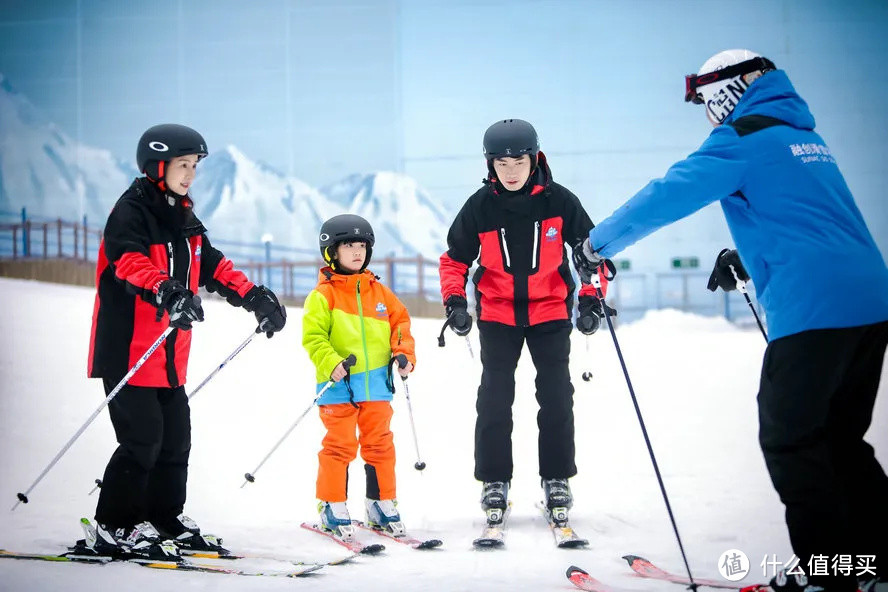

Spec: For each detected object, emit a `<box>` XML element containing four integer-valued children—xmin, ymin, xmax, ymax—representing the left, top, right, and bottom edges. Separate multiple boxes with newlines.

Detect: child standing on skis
<box><xmin>302</xmin><ymin>214</ymin><xmax>416</xmax><ymax>539</ymax></box>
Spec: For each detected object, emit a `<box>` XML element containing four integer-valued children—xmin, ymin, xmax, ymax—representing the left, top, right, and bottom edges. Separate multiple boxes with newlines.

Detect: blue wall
<box><xmin>1</xmin><ymin>0</ymin><xmax>885</xmax><ymax>272</ymax></box>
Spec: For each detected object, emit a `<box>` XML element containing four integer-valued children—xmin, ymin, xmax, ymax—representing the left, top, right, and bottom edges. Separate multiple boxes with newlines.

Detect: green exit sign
<box><xmin>614</xmin><ymin>259</ymin><xmax>631</xmax><ymax>271</ymax></box>
<box><xmin>671</xmin><ymin>257</ymin><xmax>699</xmax><ymax>269</ymax></box>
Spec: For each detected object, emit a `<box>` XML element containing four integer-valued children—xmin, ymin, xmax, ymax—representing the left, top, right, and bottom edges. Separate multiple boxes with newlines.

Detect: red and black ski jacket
<box><xmin>439</xmin><ymin>152</ymin><xmax>603</xmax><ymax>327</ymax></box>
<box><xmin>88</xmin><ymin>177</ymin><xmax>256</xmax><ymax>387</ymax></box>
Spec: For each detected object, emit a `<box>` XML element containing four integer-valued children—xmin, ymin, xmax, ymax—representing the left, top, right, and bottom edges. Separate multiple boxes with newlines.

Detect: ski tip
<box><xmin>472</xmin><ymin>539</ymin><xmax>504</xmax><ymax>549</ymax></box>
<box><xmin>359</xmin><ymin>543</ymin><xmax>385</xmax><ymax>555</ymax></box>
<box><xmin>566</xmin><ymin>565</ymin><xmax>588</xmax><ymax>577</ymax></box>
<box><xmin>621</xmin><ymin>554</ymin><xmax>644</xmax><ymax>564</ymax></box>
<box><xmin>415</xmin><ymin>539</ymin><xmax>443</xmax><ymax>550</ymax></box>
<box><xmin>79</xmin><ymin>517</ymin><xmax>91</xmax><ymax>525</ymax></box>
<box><xmin>326</xmin><ymin>553</ymin><xmax>358</xmax><ymax>565</ymax></box>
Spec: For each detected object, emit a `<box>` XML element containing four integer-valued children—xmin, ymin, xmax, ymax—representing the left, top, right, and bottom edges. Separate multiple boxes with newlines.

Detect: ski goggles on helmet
<box><xmin>684</xmin><ymin>56</ymin><xmax>776</xmax><ymax>104</ymax></box>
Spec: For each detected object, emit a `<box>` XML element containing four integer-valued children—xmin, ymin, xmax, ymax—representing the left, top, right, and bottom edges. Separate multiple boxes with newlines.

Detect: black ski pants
<box><xmin>758</xmin><ymin>320</ymin><xmax>888</xmax><ymax>591</ymax></box>
<box><xmin>95</xmin><ymin>379</ymin><xmax>191</xmax><ymax>530</ymax></box>
<box><xmin>474</xmin><ymin>319</ymin><xmax>577</xmax><ymax>483</ymax></box>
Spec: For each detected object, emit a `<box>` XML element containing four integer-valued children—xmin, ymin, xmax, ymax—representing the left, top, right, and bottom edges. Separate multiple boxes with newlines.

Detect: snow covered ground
<box><xmin>0</xmin><ymin>277</ymin><xmax>885</xmax><ymax>591</ymax></box>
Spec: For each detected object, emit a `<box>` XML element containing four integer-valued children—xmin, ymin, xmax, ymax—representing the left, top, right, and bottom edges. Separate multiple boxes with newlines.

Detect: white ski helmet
<box><xmin>685</xmin><ymin>49</ymin><xmax>776</xmax><ymax>125</ymax></box>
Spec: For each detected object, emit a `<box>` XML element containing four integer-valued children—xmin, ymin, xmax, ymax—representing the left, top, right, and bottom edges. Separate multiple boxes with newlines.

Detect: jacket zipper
<box><xmin>165</xmin><ymin>240</ymin><xmax>177</xmax><ymax>386</ymax></box>
<box><xmin>185</xmin><ymin>237</ymin><xmax>193</xmax><ymax>289</ymax></box>
<box><xmin>500</xmin><ymin>228</ymin><xmax>511</xmax><ymax>267</ymax></box>
<box><xmin>356</xmin><ymin>280</ymin><xmax>371</xmax><ymax>401</ymax></box>
<box><xmin>167</xmin><ymin>242</ymin><xmax>174</xmax><ymax>278</ymax></box>
<box><xmin>531</xmin><ymin>221</ymin><xmax>540</xmax><ymax>268</ymax></box>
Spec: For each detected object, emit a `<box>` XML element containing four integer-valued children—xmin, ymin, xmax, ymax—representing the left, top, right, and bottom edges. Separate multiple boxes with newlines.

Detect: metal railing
<box><xmin>0</xmin><ymin>210</ymin><xmax>765</xmax><ymax>326</ymax></box>
<box><xmin>0</xmin><ymin>210</ymin><xmax>99</xmax><ymax>261</ymax></box>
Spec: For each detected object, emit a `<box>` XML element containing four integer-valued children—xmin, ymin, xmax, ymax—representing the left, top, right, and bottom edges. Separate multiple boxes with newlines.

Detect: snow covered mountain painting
<box><xmin>0</xmin><ymin>73</ymin><xmax>137</xmax><ymax>225</ymax></box>
<box><xmin>0</xmin><ymin>73</ymin><xmax>450</xmax><ymax>258</ymax></box>
<box><xmin>188</xmin><ymin>145</ymin><xmax>338</xmax><ymax>251</ymax></box>
<box><xmin>321</xmin><ymin>172</ymin><xmax>451</xmax><ymax>258</ymax></box>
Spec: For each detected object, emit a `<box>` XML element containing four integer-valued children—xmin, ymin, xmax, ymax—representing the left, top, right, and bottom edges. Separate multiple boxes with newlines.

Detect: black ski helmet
<box><xmin>482</xmin><ymin>119</ymin><xmax>539</xmax><ymax>160</ymax></box>
<box><xmin>136</xmin><ymin>124</ymin><xmax>208</xmax><ymax>189</ymax></box>
<box><xmin>319</xmin><ymin>214</ymin><xmax>375</xmax><ymax>272</ymax></box>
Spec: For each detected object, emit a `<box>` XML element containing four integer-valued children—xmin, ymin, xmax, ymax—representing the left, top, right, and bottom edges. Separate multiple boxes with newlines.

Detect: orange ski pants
<box><xmin>316</xmin><ymin>400</ymin><xmax>396</xmax><ymax>502</ymax></box>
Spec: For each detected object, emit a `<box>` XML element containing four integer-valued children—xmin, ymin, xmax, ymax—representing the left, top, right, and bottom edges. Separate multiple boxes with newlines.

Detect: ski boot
<box><xmin>76</xmin><ymin>519</ymin><xmax>180</xmax><ymax>561</ymax></box>
<box><xmin>542</xmin><ymin>478</ymin><xmax>573</xmax><ymax>526</ymax></box>
<box><xmin>153</xmin><ymin>514</ymin><xmax>228</xmax><ymax>554</ymax></box>
<box><xmin>318</xmin><ymin>501</ymin><xmax>356</xmax><ymax>542</ymax></box>
<box><xmin>365</xmin><ymin>498</ymin><xmax>406</xmax><ymax>537</ymax></box>
<box><xmin>860</xmin><ymin>576</ymin><xmax>888</xmax><ymax>592</ymax></box>
<box><xmin>480</xmin><ymin>481</ymin><xmax>509</xmax><ymax>526</ymax></box>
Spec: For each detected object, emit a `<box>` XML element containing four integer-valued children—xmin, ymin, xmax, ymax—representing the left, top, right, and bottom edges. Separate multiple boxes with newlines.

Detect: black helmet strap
<box><xmin>685</xmin><ymin>57</ymin><xmax>776</xmax><ymax>104</ymax></box>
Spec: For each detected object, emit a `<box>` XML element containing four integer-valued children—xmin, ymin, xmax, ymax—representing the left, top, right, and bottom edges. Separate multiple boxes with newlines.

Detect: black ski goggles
<box><xmin>684</xmin><ymin>56</ymin><xmax>776</xmax><ymax>104</ymax></box>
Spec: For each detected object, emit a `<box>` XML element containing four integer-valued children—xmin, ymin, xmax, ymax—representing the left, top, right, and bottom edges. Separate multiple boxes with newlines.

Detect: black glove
<box><xmin>576</xmin><ymin>295</ymin><xmax>616</xmax><ymax>335</ymax></box>
<box><xmin>707</xmin><ymin>248</ymin><xmax>750</xmax><ymax>292</ymax></box>
<box><xmin>243</xmin><ymin>285</ymin><xmax>287</xmax><ymax>338</ymax></box>
<box><xmin>445</xmin><ymin>295</ymin><xmax>473</xmax><ymax>336</ymax></box>
<box><xmin>572</xmin><ymin>238</ymin><xmax>604</xmax><ymax>284</ymax></box>
<box><xmin>156</xmin><ymin>279</ymin><xmax>204</xmax><ymax>330</ymax></box>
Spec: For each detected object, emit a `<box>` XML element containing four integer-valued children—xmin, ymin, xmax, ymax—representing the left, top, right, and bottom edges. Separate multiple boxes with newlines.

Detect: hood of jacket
<box><xmin>725</xmin><ymin>69</ymin><xmax>816</xmax><ymax>130</ymax></box>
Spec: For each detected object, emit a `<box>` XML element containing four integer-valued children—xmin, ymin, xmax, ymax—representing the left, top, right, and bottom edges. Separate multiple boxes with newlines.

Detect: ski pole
<box><xmin>401</xmin><ymin>377</ymin><xmax>426</xmax><ymax>471</ymax></box>
<box><xmin>463</xmin><ymin>336</ymin><xmax>474</xmax><ymax>359</ymax></box>
<box><xmin>188</xmin><ymin>327</ymin><xmax>260</xmax><ymax>401</ymax></box>
<box><xmin>390</xmin><ymin>354</ymin><xmax>425</xmax><ymax>471</ymax></box>
<box><xmin>241</xmin><ymin>354</ymin><xmax>356</xmax><ymax>487</ymax></box>
<box><xmin>12</xmin><ymin>325</ymin><xmax>176</xmax><ymax>511</ymax></box>
<box><xmin>729</xmin><ymin>265</ymin><xmax>768</xmax><ymax>343</ymax></box>
<box><xmin>436</xmin><ymin>315</ymin><xmax>475</xmax><ymax>360</ymax></box>
<box><xmin>88</xmin><ymin>328</ymin><xmax>261</xmax><ymax>495</ymax></box>
<box><xmin>590</xmin><ymin>264</ymin><xmax>700</xmax><ymax>591</ymax></box>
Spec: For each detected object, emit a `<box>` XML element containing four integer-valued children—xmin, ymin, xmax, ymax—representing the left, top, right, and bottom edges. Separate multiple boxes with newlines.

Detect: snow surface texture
<box><xmin>0</xmin><ymin>277</ymin><xmax>885</xmax><ymax>591</ymax></box>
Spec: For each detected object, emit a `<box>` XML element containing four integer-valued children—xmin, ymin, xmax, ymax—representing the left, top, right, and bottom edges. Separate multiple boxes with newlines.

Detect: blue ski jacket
<box><xmin>588</xmin><ymin>70</ymin><xmax>888</xmax><ymax>340</ymax></box>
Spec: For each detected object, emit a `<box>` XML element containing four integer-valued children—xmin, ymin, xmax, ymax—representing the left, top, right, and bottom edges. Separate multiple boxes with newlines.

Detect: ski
<box><xmin>535</xmin><ymin>501</ymin><xmax>589</xmax><ymax>548</ymax></box>
<box><xmin>300</xmin><ymin>522</ymin><xmax>385</xmax><ymax>555</ymax></box>
<box><xmin>180</xmin><ymin>547</ymin><xmax>357</xmax><ymax>566</ymax></box>
<box><xmin>472</xmin><ymin>502</ymin><xmax>511</xmax><ymax>549</ymax></box>
<box><xmin>351</xmin><ymin>520</ymin><xmax>442</xmax><ymax>550</ymax></box>
<box><xmin>566</xmin><ymin>565</ymin><xmax>632</xmax><ymax>592</ymax></box>
<box><xmin>622</xmin><ymin>554</ymin><xmax>741</xmax><ymax>589</ymax></box>
<box><xmin>472</xmin><ymin>523</ymin><xmax>505</xmax><ymax>549</ymax></box>
<box><xmin>0</xmin><ymin>548</ymin><xmax>322</xmax><ymax>577</ymax></box>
